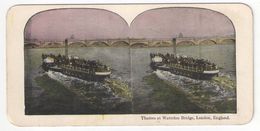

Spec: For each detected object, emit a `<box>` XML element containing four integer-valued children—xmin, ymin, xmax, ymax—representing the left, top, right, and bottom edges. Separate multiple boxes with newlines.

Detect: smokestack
<box><xmin>65</xmin><ymin>39</ymin><xmax>68</xmax><ymax>58</ymax></box>
<box><xmin>172</xmin><ymin>38</ymin><xmax>177</xmax><ymax>55</ymax></box>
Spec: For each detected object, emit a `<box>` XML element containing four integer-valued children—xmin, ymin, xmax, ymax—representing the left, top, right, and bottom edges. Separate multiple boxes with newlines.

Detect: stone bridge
<box><xmin>27</xmin><ymin>36</ymin><xmax>235</xmax><ymax>48</ymax></box>
<box><xmin>175</xmin><ymin>36</ymin><xmax>235</xmax><ymax>45</ymax></box>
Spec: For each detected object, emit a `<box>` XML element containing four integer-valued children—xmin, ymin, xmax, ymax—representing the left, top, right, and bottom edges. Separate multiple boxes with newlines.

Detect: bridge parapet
<box><xmin>176</xmin><ymin>36</ymin><xmax>235</xmax><ymax>45</ymax></box>
<box><xmin>27</xmin><ymin>36</ymin><xmax>235</xmax><ymax>48</ymax></box>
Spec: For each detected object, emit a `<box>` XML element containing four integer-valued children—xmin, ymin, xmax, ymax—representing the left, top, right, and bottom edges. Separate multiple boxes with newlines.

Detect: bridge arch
<box><xmin>131</xmin><ymin>42</ymin><xmax>148</xmax><ymax>47</ymax></box>
<box><xmin>199</xmin><ymin>39</ymin><xmax>217</xmax><ymax>45</ymax></box>
<box><xmin>69</xmin><ymin>41</ymin><xmax>86</xmax><ymax>47</ymax></box>
<box><xmin>111</xmin><ymin>41</ymin><xmax>129</xmax><ymax>46</ymax></box>
<box><xmin>153</xmin><ymin>41</ymin><xmax>162</xmax><ymax>46</ymax></box>
<box><xmin>45</xmin><ymin>42</ymin><xmax>62</xmax><ymax>46</ymax></box>
<box><xmin>161</xmin><ymin>41</ymin><xmax>172</xmax><ymax>46</ymax></box>
<box><xmin>153</xmin><ymin>41</ymin><xmax>172</xmax><ymax>46</ymax></box>
<box><xmin>177</xmin><ymin>41</ymin><xmax>196</xmax><ymax>46</ymax></box>
<box><xmin>89</xmin><ymin>41</ymin><xmax>110</xmax><ymax>47</ymax></box>
<box><xmin>220</xmin><ymin>39</ymin><xmax>235</xmax><ymax>44</ymax></box>
<box><xmin>24</xmin><ymin>43</ymin><xmax>38</xmax><ymax>48</ymax></box>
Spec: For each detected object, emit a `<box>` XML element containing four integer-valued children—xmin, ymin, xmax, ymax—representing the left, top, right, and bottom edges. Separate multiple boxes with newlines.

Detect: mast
<box><xmin>65</xmin><ymin>38</ymin><xmax>68</xmax><ymax>58</ymax></box>
<box><xmin>172</xmin><ymin>38</ymin><xmax>177</xmax><ymax>55</ymax></box>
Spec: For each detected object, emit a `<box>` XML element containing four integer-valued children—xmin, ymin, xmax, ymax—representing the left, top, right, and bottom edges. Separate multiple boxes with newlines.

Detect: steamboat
<box><xmin>150</xmin><ymin>38</ymin><xmax>219</xmax><ymax>80</ymax></box>
<box><xmin>42</xmin><ymin>39</ymin><xmax>111</xmax><ymax>81</ymax></box>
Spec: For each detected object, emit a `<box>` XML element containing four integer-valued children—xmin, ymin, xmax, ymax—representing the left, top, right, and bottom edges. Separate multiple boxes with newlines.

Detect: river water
<box><xmin>25</xmin><ymin>44</ymin><xmax>236</xmax><ymax>114</ymax></box>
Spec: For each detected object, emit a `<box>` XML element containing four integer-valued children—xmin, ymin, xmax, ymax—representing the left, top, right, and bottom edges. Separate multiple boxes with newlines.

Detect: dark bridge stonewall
<box><xmin>25</xmin><ymin>36</ymin><xmax>235</xmax><ymax>48</ymax></box>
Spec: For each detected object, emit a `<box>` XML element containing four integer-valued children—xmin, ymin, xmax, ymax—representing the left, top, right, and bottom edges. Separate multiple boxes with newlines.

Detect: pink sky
<box><xmin>24</xmin><ymin>8</ymin><xmax>235</xmax><ymax>41</ymax></box>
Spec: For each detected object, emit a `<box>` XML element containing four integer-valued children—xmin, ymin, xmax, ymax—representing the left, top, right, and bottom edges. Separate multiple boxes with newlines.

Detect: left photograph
<box><xmin>24</xmin><ymin>9</ymin><xmax>133</xmax><ymax>114</ymax></box>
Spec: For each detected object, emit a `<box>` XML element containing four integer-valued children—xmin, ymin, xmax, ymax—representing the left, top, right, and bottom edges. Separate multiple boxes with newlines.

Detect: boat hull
<box><xmin>150</xmin><ymin>62</ymin><xmax>218</xmax><ymax>80</ymax></box>
<box><xmin>42</xmin><ymin>63</ymin><xmax>110</xmax><ymax>81</ymax></box>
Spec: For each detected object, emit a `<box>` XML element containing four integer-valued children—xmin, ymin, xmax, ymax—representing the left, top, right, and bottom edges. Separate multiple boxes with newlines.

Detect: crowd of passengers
<box><xmin>150</xmin><ymin>53</ymin><xmax>218</xmax><ymax>71</ymax></box>
<box><xmin>42</xmin><ymin>54</ymin><xmax>109</xmax><ymax>71</ymax></box>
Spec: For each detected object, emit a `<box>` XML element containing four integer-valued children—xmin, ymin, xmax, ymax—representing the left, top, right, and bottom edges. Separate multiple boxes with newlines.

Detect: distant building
<box><xmin>178</xmin><ymin>33</ymin><xmax>184</xmax><ymax>38</ymax></box>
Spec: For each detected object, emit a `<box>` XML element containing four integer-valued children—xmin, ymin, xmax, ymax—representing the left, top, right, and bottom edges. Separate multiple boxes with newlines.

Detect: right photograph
<box><xmin>130</xmin><ymin>7</ymin><xmax>236</xmax><ymax>114</ymax></box>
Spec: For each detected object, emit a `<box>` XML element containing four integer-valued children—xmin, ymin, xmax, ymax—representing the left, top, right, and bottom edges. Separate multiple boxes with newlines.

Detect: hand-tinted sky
<box><xmin>25</xmin><ymin>9</ymin><xmax>129</xmax><ymax>41</ymax></box>
<box><xmin>130</xmin><ymin>8</ymin><xmax>235</xmax><ymax>39</ymax></box>
<box><xmin>24</xmin><ymin>8</ymin><xmax>234</xmax><ymax>41</ymax></box>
